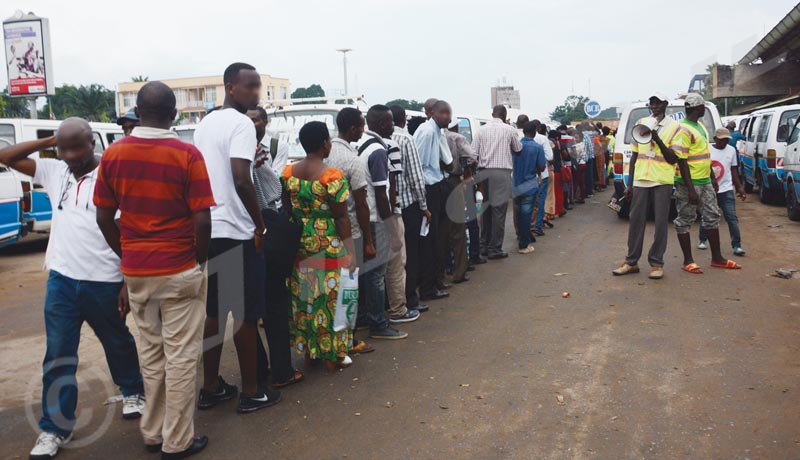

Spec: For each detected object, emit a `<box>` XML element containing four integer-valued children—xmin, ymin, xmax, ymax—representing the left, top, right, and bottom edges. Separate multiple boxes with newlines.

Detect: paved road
<box><xmin>1</xmin><ymin>191</ymin><xmax>799</xmax><ymax>460</ymax></box>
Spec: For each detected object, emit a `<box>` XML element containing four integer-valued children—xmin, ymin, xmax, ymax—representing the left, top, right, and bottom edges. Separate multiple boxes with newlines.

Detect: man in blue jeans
<box><xmin>514</xmin><ymin>122</ymin><xmax>548</xmax><ymax>253</ymax></box>
<box><xmin>0</xmin><ymin>120</ymin><xmax>144</xmax><ymax>460</ymax></box>
<box><xmin>699</xmin><ymin>128</ymin><xmax>747</xmax><ymax>256</ymax></box>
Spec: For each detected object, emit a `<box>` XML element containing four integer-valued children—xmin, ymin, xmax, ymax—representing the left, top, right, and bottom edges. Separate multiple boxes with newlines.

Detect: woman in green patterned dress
<box><xmin>281</xmin><ymin>121</ymin><xmax>357</xmax><ymax>373</ymax></box>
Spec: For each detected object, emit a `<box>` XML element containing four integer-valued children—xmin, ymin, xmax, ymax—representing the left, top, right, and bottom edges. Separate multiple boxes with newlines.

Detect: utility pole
<box><xmin>336</xmin><ymin>49</ymin><xmax>352</xmax><ymax>97</ymax></box>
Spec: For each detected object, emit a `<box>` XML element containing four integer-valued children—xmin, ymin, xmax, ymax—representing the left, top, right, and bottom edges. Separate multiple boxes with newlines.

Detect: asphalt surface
<box><xmin>1</xmin><ymin>190</ymin><xmax>799</xmax><ymax>460</ymax></box>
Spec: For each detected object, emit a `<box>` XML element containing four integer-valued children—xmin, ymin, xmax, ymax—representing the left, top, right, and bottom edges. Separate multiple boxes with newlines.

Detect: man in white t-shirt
<box><xmin>0</xmin><ymin>120</ymin><xmax>145</xmax><ymax>460</ymax></box>
<box><xmin>698</xmin><ymin>128</ymin><xmax>747</xmax><ymax>256</ymax></box>
<box><xmin>194</xmin><ymin>62</ymin><xmax>280</xmax><ymax>414</ymax></box>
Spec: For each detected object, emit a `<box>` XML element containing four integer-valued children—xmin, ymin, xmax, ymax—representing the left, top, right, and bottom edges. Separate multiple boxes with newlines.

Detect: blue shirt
<box><xmin>413</xmin><ymin>118</ymin><xmax>447</xmax><ymax>185</ymax></box>
<box><xmin>513</xmin><ymin>138</ymin><xmax>546</xmax><ymax>197</ymax></box>
<box><xmin>728</xmin><ymin>130</ymin><xmax>745</xmax><ymax>148</ymax></box>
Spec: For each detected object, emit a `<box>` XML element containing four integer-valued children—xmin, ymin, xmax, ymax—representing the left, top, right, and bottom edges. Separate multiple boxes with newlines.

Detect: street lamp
<box><xmin>336</xmin><ymin>48</ymin><xmax>352</xmax><ymax>96</ymax></box>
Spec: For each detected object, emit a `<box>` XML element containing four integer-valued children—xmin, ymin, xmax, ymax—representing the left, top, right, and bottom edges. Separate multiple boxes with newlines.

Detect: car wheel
<box><xmin>788</xmin><ymin>184</ymin><xmax>800</xmax><ymax>222</ymax></box>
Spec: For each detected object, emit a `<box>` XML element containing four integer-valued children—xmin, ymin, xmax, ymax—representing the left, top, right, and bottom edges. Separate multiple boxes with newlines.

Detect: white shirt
<box><xmin>263</xmin><ymin>135</ymin><xmax>289</xmax><ymax>178</ymax></box>
<box><xmin>34</xmin><ymin>158</ymin><xmax>122</xmax><ymax>282</ymax></box>
<box><xmin>355</xmin><ymin>131</ymin><xmax>390</xmax><ymax>222</ymax></box>
<box><xmin>534</xmin><ymin>133</ymin><xmax>554</xmax><ymax>179</ymax></box>
<box><xmin>710</xmin><ymin>144</ymin><xmax>738</xmax><ymax>194</ymax></box>
<box><xmin>194</xmin><ymin>108</ymin><xmax>258</xmax><ymax>240</ymax></box>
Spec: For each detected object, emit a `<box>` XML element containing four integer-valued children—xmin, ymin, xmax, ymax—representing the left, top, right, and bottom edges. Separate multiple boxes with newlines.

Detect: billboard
<box><xmin>3</xmin><ymin>14</ymin><xmax>54</xmax><ymax>97</ymax></box>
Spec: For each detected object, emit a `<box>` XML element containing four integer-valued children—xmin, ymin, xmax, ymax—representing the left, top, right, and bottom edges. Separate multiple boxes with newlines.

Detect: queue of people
<box><xmin>0</xmin><ymin>62</ymin><xmax>668</xmax><ymax>460</ymax></box>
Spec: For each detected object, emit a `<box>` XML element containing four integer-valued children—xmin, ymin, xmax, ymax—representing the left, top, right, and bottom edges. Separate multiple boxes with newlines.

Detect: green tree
<box><xmin>290</xmin><ymin>84</ymin><xmax>325</xmax><ymax>104</ymax></box>
<box><xmin>38</xmin><ymin>84</ymin><xmax>116</xmax><ymax>121</ymax></box>
<box><xmin>385</xmin><ymin>99</ymin><xmax>424</xmax><ymax>111</ymax></box>
<box><xmin>0</xmin><ymin>87</ymin><xmax>30</xmax><ymax>118</ymax></box>
<box><xmin>550</xmin><ymin>95</ymin><xmax>590</xmax><ymax>125</ymax></box>
<box><xmin>131</xmin><ymin>75</ymin><xmax>149</xmax><ymax>82</ymax></box>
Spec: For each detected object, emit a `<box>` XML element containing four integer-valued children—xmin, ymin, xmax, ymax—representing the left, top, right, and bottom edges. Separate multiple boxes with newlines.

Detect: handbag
<box><xmin>262</xmin><ymin>208</ymin><xmax>302</xmax><ymax>278</ymax></box>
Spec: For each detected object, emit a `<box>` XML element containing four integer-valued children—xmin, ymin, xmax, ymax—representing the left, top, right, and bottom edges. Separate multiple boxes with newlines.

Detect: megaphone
<box><xmin>632</xmin><ymin>118</ymin><xmax>659</xmax><ymax>144</ymax></box>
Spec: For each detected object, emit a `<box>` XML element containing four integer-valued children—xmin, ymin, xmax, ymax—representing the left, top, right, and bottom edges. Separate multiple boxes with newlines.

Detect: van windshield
<box><xmin>623</xmin><ymin>106</ymin><xmax>716</xmax><ymax>145</ymax></box>
<box><xmin>267</xmin><ymin>109</ymin><xmax>339</xmax><ymax>160</ymax></box>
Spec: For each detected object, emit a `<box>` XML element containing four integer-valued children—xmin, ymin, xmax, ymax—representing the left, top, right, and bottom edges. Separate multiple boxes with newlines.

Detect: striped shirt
<box><xmin>474</xmin><ymin>118</ymin><xmax>523</xmax><ymax>170</ymax></box>
<box><xmin>253</xmin><ymin>143</ymin><xmax>282</xmax><ymax>211</ymax></box>
<box><xmin>392</xmin><ymin>126</ymin><xmax>428</xmax><ymax>210</ymax></box>
<box><xmin>93</xmin><ymin>127</ymin><xmax>216</xmax><ymax>277</ymax></box>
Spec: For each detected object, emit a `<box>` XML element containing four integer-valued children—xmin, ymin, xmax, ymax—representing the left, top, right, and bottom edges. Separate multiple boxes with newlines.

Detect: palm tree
<box><xmin>131</xmin><ymin>75</ymin><xmax>149</xmax><ymax>82</ymax></box>
<box><xmin>65</xmin><ymin>84</ymin><xmax>115</xmax><ymax>122</ymax></box>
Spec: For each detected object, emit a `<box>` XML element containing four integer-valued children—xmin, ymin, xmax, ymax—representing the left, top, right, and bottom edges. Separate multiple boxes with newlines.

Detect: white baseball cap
<box><xmin>685</xmin><ymin>93</ymin><xmax>706</xmax><ymax>108</ymax></box>
<box><xmin>649</xmin><ymin>91</ymin><xmax>669</xmax><ymax>102</ymax></box>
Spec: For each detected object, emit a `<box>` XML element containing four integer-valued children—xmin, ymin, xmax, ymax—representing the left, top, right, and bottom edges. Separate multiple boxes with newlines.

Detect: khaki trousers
<box><xmin>125</xmin><ymin>264</ymin><xmax>206</xmax><ymax>454</ymax></box>
<box><xmin>385</xmin><ymin>217</ymin><xmax>408</xmax><ymax>318</ymax></box>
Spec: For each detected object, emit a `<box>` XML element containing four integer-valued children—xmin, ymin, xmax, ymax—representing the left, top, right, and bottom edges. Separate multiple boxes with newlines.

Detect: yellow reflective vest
<box><xmin>631</xmin><ymin>116</ymin><xmax>679</xmax><ymax>185</ymax></box>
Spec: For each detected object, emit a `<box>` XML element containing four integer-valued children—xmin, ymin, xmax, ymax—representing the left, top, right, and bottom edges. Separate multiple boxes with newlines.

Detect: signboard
<box><xmin>584</xmin><ymin>100</ymin><xmax>601</xmax><ymax>118</ymax></box>
<box><xmin>3</xmin><ymin>13</ymin><xmax>55</xmax><ymax>97</ymax></box>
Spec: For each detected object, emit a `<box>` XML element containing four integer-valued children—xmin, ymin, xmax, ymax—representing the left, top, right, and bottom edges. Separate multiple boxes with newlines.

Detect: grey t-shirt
<box><xmin>325</xmin><ymin>138</ymin><xmax>368</xmax><ymax>239</ymax></box>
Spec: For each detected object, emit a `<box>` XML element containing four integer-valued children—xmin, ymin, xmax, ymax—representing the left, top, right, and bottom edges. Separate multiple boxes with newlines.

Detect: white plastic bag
<box><xmin>333</xmin><ymin>267</ymin><xmax>359</xmax><ymax>332</ymax></box>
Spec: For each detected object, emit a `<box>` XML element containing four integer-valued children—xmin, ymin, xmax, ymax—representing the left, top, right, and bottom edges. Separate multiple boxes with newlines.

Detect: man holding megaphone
<box><xmin>612</xmin><ymin>91</ymin><xmax>679</xmax><ymax>280</ymax></box>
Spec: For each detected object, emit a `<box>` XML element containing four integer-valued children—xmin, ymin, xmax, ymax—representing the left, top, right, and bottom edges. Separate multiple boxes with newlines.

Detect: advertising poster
<box><xmin>3</xmin><ymin>16</ymin><xmax>54</xmax><ymax>96</ymax></box>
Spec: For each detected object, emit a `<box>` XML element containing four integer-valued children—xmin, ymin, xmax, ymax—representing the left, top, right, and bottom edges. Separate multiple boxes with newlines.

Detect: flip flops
<box><xmin>711</xmin><ymin>260</ymin><xmax>742</xmax><ymax>270</ymax></box>
<box><xmin>682</xmin><ymin>263</ymin><xmax>704</xmax><ymax>274</ymax></box>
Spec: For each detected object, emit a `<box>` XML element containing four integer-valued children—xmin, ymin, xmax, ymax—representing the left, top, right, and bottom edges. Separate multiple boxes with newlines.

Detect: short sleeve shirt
<box><xmin>325</xmin><ymin>138</ymin><xmax>368</xmax><ymax>239</ymax></box>
<box><xmin>710</xmin><ymin>144</ymin><xmax>738</xmax><ymax>194</ymax></box>
<box><xmin>355</xmin><ymin>132</ymin><xmax>390</xmax><ymax>222</ymax></box>
<box><xmin>193</xmin><ymin>108</ymin><xmax>258</xmax><ymax>240</ymax></box>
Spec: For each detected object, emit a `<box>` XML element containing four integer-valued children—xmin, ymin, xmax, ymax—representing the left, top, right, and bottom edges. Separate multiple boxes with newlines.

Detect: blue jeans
<box><xmin>40</xmin><ymin>270</ymin><xmax>144</xmax><ymax>437</ymax></box>
<box><xmin>535</xmin><ymin>177</ymin><xmax>549</xmax><ymax>232</ymax></box>
<box><xmin>514</xmin><ymin>193</ymin><xmax>536</xmax><ymax>249</ymax></box>
<box><xmin>358</xmin><ymin>223</ymin><xmax>389</xmax><ymax>332</ymax></box>
<box><xmin>699</xmin><ymin>190</ymin><xmax>742</xmax><ymax>248</ymax></box>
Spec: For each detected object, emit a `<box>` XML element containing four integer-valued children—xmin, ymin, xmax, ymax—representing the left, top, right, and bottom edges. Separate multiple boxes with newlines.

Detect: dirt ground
<box><xmin>1</xmin><ymin>191</ymin><xmax>799</xmax><ymax>460</ymax></box>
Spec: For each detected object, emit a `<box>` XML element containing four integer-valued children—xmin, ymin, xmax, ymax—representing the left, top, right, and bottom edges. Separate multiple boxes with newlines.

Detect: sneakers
<box><xmin>122</xmin><ymin>394</ymin><xmax>145</xmax><ymax>420</ymax></box>
<box><xmin>237</xmin><ymin>387</ymin><xmax>282</xmax><ymax>414</ymax></box>
<box><xmin>370</xmin><ymin>326</ymin><xmax>408</xmax><ymax>340</ymax></box>
<box><xmin>197</xmin><ymin>376</ymin><xmax>238</xmax><ymax>410</ymax></box>
<box><xmin>389</xmin><ymin>309</ymin><xmax>420</xmax><ymax>324</ymax></box>
<box><xmin>612</xmin><ymin>263</ymin><xmax>640</xmax><ymax>276</ymax></box>
<box><xmin>518</xmin><ymin>245</ymin><xmax>535</xmax><ymax>254</ymax></box>
<box><xmin>29</xmin><ymin>432</ymin><xmax>71</xmax><ymax>460</ymax></box>
<box><xmin>733</xmin><ymin>246</ymin><xmax>746</xmax><ymax>256</ymax></box>
<box><xmin>649</xmin><ymin>267</ymin><xmax>664</xmax><ymax>279</ymax></box>
<box><xmin>697</xmin><ymin>240</ymin><xmax>708</xmax><ymax>250</ymax></box>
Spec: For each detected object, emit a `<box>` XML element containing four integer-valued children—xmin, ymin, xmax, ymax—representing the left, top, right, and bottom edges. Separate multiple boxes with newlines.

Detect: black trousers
<box><xmin>420</xmin><ymin>181</ymin><xmax>446</xmax><ymax>296</ymax></box>
<box><xmin>256</xmin><ymin>264</ymin><xmax>293</xmax><ymax>385</ymax></box>
<box><xmin>402</xmin><ymin>202</ymin><xmax>423</xmax><ymax>309</ymax></box>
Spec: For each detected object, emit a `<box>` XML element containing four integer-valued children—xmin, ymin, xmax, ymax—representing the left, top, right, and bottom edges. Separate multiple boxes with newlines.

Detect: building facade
<box><xmin>117</xmin><ymin>74</ymin><xmax>291</xmax><ymax>124</ymax></box>
<box><xmin>491</xmin><ymin>85</ymin><xmax>520</xmax><ymax>109</ymax></box>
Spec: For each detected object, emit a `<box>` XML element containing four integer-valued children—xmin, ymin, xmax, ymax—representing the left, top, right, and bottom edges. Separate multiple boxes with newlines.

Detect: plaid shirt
<box><xmin>392</xmin><ymin>126</ymin><xmax>428</xmax><ymax>211</ymax></box>
<box><xmin>474</xmin><ymin>118</ymin><xmax>523</xmax><ymax>170</ymax></box>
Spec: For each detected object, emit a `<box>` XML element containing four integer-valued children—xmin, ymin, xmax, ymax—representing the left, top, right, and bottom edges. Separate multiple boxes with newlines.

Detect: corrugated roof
<box><xmin>738</xmin><ymin>3</ymin><xmax>800</xmax><ymax>65</ymax></box>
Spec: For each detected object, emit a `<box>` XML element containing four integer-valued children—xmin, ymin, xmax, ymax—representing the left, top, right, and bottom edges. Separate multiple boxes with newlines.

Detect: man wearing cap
<box><xmin>444</xmin><ymin>117</ymin><xmax>477</xmax><ymax>282</ymax></box>
<box><xmin>117</xmin><ymin>108</ymin><xmax>140</xmax><ymax>136</ymax></box>
<box><xmin>613</xmin><ymin>91</ymin><xmax>679</xmax><ymax>279</ymax></box>
<box><xmin>698</xmin><ymin>128</ymin><xmax>747</xmax><ymax>256</ymax></box>
<box><xmin>672</xmin><ymin>94</ymin><xmax>741</xmax><ymax>274</ymax></box>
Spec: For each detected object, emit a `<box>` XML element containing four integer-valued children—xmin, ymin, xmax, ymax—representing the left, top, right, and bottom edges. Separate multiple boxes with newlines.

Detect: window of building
<box><xmin>122</xmin><ymin>92</ymin><xmax>136</xmax><ymax>109</ymax></box>
<box><xmin>267</xmin><ymin>86</ymin><xmax>275</xmax><ymax>100</ymax></box>
<box><xmin>279</xmin><ymin>87</ymin><xmax>287</xmax><ymax>100</ymax></box>
<box><xmin>205</xmin><ymin>87</ymin><xmax>217</xmax><ymax>105</ymax></box>
<box><xmin>175</xmin><ymin>89</ymin><xmax>188</xmax><ymax>109</ymax></box>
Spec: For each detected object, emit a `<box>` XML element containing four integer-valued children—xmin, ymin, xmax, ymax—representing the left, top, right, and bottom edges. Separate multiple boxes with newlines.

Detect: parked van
<box><xmin>0</xmin><ymin>118</ymin><xmax>122</xmax><ymax>245</ymax></box>
<box><xmin>738</xmin><ymin>104</ymin><xmax>800</xmax><ymax>204</ymax></box>
<box><xmin>611</xmin><ymin>99</ymin><xmax>722</xmax><ymax>218</ymax></box>
<box><xmin>782</xmin><ymin>117</ymin><xmax>800</xmax><ymax>221</ymax></box>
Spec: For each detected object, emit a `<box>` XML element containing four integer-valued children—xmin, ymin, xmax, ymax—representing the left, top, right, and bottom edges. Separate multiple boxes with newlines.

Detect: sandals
<box><xmin>273</xmin><ymin>370</ymin><xmax>305</xmax><ymax>388</ymax></box>
<box><xmin>711</xmin><ymin>260</ymin><xmax>742</xmax><ymax>270</ymax></box>
<box><xmin>350</xmin><ymin>339</ymin><xmax>375</xmax><ymax>354</ymax></box>
<box><xmin>682</xmin><ymin>263</ymin><xmax>704</xmax><ymax>274</ymax></box>
<box><xmin>543</xmin><ymin>221</ymin><xmax>554</xmax><ymax>229</ymax></box>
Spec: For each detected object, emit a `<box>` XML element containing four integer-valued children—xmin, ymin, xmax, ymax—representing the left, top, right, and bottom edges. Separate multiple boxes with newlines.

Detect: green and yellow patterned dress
<box><xmin>281</xmin><ymin>164</ymin><xmax>351</xmax><ymax>362</ymax></box>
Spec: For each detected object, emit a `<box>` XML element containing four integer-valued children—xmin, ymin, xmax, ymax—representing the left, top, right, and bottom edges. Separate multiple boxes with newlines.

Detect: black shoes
<box><xmin>420</xmin><ymin>290</ymin><xmax>449</xmax><ymax>301</ymax></box>
<box><xmin>237</xmin><ymin>387</ymin><xmax>282</xmax><ymax>414</ymax></box>
<box><xmin>161</xmin><ymin>436</ymin><xmax>208</xmax><ymax>460</ymax></box>
<box><xmin>197</xmin><ymin>376</ymin><xmax>237</xmax><ymax>410</ymax></box>
<box><xmin>470</xmin><ymin>258</ymin><xmax>488</xmax><ymax>265</ymax></box>
<box><xmin>488</xmin><ymin>252</ymin><xmax>509</xmax><ymax>260</ymax></box>
<box><xmin>453</xmin><ymin>276</ymin><xmax>470</xmax><ymax>284</ymax></box>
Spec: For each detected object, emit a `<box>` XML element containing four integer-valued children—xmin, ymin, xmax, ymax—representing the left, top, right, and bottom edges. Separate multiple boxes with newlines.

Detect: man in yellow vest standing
<box><xmin>613</xmin><ymin>91</ymin><xmax>679</xmax><ymax>280</ymax></box>
<box><xmin>672</xmin><ymin>93</ymin><xmax>741</xmax><ymax>274</ymax></box>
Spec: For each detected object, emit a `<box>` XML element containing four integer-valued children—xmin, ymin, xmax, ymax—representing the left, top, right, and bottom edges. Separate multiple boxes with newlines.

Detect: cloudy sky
<box><xmin>2</xmin><ymin>0</ymin><xmax>796</xmax><ymax>118</ymax></box>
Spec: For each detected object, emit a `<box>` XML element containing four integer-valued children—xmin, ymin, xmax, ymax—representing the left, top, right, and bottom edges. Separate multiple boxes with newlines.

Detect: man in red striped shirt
<box><xmin>95</xmin><ymin>81</ymin><xmax>215</xmax><ymax>460</ymax></box>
